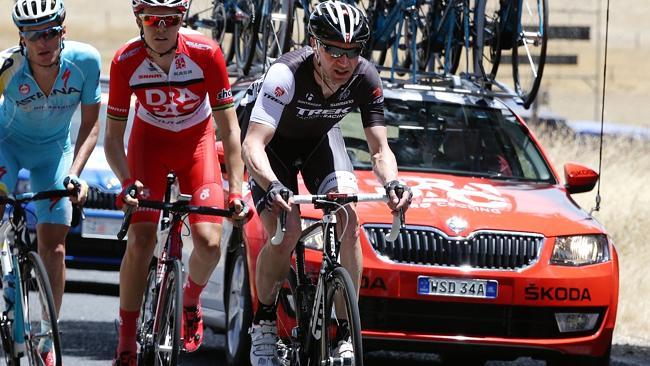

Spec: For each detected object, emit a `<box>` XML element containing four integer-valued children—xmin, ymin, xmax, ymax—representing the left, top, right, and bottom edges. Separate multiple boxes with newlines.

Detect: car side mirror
<box><xmin>564</xmin><ymin>163</ymin><xmax>599</xmax><ymax>194</ymax></box>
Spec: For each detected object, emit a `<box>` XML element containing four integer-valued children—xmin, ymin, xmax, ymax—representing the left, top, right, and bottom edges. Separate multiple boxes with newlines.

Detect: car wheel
<box><xmin>225</xmin><ymin>244</ymin><xmax>253</xmax><ymax>366</ymax></box>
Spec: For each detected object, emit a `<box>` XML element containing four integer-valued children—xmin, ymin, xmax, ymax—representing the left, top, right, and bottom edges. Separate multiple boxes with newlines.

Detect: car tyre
<box><xmin>225</xmin><ymin>242</ymin><xmax>253</xmax><ymax>366</ymax></box>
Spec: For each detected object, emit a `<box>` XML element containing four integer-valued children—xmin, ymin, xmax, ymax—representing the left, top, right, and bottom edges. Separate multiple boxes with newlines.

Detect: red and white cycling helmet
<box><xmin>131</xmin><ymin>0</ymin><xmax>189</xmax><ymax>14</ymax></box>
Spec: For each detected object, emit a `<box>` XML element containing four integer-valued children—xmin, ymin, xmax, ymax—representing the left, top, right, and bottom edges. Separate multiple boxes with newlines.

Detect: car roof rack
<box><xmin>375</xmin><ymin>66</ymin><xmax>524</xmax><ymax>105</ymax></box>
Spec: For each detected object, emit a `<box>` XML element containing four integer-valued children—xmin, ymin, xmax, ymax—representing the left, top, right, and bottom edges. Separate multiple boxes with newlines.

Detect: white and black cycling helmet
<box><xmin>12</xmin><ymin>0</ymin><xmax>66</xmax><ymax>28</ymax></box>
<box><xmin>132</xmin><ymin>0</ymin><xmax>189</xmax><ymax>14</ymax></box>
<box><xmin>308</xmin><ymin>1</ymin><xmax>370</xmax><ymax>45</ymax></box>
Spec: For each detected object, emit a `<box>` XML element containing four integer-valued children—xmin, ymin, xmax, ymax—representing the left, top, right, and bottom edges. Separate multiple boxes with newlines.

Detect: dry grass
<box><xmin>532</xmin><ymin>126</ymin><xmax>650</xmax><ymax>344</ymax></box>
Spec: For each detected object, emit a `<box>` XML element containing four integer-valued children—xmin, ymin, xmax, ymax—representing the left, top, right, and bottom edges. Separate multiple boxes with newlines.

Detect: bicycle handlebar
<box><xmin>117</xmin><ymin>199</ymin><xmax>236</xmax><ymax>241</ymax></box>
<box><xmin>270</xmin><ymin>192</ymin><xmax>403</xmax><ymax>245</ymax></box>
<box><xmin>0</xmin><ymin>189</ymin><xmax>74</xmax><ymax>205</ymax></box>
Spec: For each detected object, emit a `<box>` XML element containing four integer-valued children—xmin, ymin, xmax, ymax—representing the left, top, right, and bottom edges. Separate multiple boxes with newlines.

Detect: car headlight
<box><xmin>300</xmin><ymin>218</ymin><xmax>323</xmax><ymax>251</ymax></box>
<box><xmin>550</xmin><ymin>235</ymin><xmax>610</xmax><ymax>266</ymax></box>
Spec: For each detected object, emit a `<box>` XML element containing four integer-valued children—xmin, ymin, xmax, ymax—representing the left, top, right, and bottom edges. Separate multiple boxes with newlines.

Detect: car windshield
<box><xmin>340</xmin><ymin>98</ymin><xmax>554</xmax><ymax>182</ymax></box>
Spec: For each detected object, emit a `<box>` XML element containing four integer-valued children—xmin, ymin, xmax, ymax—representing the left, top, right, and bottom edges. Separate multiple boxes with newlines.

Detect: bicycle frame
<box><xmin>0</xmin><ymin>190</ymin><xmax>71</xmax><ymax>365</ymax></box>
<box><xmin>273</xmin><ymin>192</ymin><xmax>402</xmax><ymax>365</ymax></box>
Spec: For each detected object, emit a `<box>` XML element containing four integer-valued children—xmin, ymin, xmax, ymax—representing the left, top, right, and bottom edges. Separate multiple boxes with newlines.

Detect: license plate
<box><xmin>81</xmin><ymin>216</ymin><xmax>123</xmax><ymax>240</ymax></box>
<box><xmin>417</xmin><ymin>276</ymin><xmax>498</xmax><ymax>299</ymax></box>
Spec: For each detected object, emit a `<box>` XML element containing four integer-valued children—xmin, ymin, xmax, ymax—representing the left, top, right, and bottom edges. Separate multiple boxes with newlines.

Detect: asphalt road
<box><xmin>57</xmin><ymin>270</ymin><xmax>650</xmax><ymax>366</ymax></box>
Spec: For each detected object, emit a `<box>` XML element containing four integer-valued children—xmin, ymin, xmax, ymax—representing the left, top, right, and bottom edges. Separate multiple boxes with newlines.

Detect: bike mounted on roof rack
<box><xmin>377</xmin><ymin>70</ymin><xmax>524</xmax><ymax>106</ymax></box>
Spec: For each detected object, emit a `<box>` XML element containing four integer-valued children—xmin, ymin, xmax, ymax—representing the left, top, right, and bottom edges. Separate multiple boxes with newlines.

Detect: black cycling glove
<box><xmin>384</xmin><ymin>180</ymin><xmax>412</xmax><ymax>202</ymax></box>
<box><xmin>264</xmin><ymin>180</ymin><xmax>293</xmax><ymax>211</ymax></box>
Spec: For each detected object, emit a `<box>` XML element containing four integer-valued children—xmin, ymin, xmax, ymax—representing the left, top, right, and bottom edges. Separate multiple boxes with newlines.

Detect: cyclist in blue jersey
<box><xmin>0</xmin><ymin>0</ymin><xmax>101</xmax><ymax>364</ymax></box>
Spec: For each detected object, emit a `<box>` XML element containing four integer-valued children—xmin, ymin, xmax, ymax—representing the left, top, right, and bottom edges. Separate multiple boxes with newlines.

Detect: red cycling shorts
<box><xmin>127</xmin><ymin>117</ymin><xmax>224</xmax><ymax>225</ymax></box>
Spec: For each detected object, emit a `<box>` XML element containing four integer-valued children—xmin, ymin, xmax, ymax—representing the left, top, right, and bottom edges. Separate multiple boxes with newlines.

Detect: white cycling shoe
<box><xmin>249</xmin><ymin>320</ymin><xmax>281</xmax><ymax>366</ymax></box>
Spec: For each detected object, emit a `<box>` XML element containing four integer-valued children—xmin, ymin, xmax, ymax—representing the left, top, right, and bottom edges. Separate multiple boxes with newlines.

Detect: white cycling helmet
<box><xmin>13</xmin><ymin>0</ymin><xmax>66</xmax><ymax>28</ymax></box>
<box><xmin>132</xmin><ymin>0</ymin><xmax>189</xmax><ymax>14</ymax></box>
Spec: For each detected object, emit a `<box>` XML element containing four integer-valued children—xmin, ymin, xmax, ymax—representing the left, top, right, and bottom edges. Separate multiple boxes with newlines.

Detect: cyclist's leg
<box><xmin>115</xmin><ymin>129</ymin><xmax>167</xmax><ymax>359</ymax></box>
<box><xmin>302</xmin><ymin>126</ymin><xmax>361</xmax><ymax>290</ymax></box>
<box><xmin>176</xmin><ymin>129</ymin><xmax>226</xmax><ymax>352</ymax></box>
<box><xmin>248</xmin><ymin>140</ymin><xmax>302</xmax><ymax>366</ymax></box>
<box><xmin>301</xmin><ymin>126</ymin><xmax>360</xmax><ymax>355</ymax></box>
<box><xmin>29</xmin><ymin>146</ymin><xmax>74</xmax><ymax>315</ymax></box>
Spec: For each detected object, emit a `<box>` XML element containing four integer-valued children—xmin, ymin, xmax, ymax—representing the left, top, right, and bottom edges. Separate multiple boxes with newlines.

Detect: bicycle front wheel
<box><xmin>153</xmin><ymin>259</ymin><xmax>183</xmax><ymax>366</ymax></box>
<box><xmin>316</xmin><ymin>267</ymin><xmax>363</xmax><ymax>366</ymax></box>
<box><xmin>20</xmin><ymin>252</ymin><xmax>62</xmax><ymax>366</ymax></box>
<box><xmin>511</xmin><ymin>0</ymin><xmax>548</xmax><ymax>108</ymax></box>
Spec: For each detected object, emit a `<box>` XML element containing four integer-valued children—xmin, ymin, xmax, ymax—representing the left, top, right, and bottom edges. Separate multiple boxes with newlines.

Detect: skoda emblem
<box><xmin>446</xmin><ymin>216</ymin><xmax>468</xmax><ymax>235</ymax></box>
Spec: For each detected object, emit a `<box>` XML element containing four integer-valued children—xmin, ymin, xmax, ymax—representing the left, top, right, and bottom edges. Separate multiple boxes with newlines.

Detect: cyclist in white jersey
<box><xmin>0</xmin><ymin>1</ymin><xmax>101</xmax><ymax>364</ymax></box>
<box><xmin>241</xmin><ymin>1</ymin><xmax>412</xmax><ymax>364</ymax></box>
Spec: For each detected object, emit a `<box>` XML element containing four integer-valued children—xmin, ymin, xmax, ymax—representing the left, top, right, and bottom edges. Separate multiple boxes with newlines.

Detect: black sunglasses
<box><xmin>21</xmin><ymin>26</ymin><xmax>64</xmax><ymax>42</ymax></box>
<box><xmin>319</xmin><ymin>42</ymin><xmax>363</xmax><ymax>59</ymax></box>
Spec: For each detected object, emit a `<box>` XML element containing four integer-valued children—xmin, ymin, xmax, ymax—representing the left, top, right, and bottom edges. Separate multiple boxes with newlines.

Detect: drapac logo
<box><xmin>19</xmin><ymin>84</ymin><xmax>30</xmax><ymax>95</ymax></box>
<box><xmin>145</xmin><ymin>87</ymin><xmax>200</xmax><ymax>116</ymax></box>
<box><xmin>175</xmin><ymin>57</ymin><xmax>186</xmax><ymax>70</ymax></box>
<box><xmin>364</xmin><ymin>176</ymin><xmax>512</xmax><ymax>214</ymax></box>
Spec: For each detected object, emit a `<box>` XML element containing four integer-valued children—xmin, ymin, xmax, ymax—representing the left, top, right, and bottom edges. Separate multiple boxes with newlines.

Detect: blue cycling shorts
<box><xmin>0</xmin><ymin>140</ymin><xmax>73</xmax><ymax>226</ymax></box>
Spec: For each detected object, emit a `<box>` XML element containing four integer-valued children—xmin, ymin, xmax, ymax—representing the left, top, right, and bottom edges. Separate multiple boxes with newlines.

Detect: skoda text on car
<box><xmin>193</xmin><ymin>77</ymin><xmax>618</xmax><ymax>365</ymax></box>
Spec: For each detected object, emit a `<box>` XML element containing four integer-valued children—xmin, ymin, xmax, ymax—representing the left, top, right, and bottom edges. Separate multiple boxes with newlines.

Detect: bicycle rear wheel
<box><xmin>316</xmin><ymin>267</ymin><xmax>363</xmax><ymax>366</ymax></box>
<box><xmin>474</xmin><ymin>0</ymin><xmax>502</xmax><ymax>80</ymax></box>
<box><xmin>257</xmin><ymin>0</ymin><xmax>294</xmax><ymax>64</ymax></box>
<box><xmin>511</xmin><ymin>0</ymin><xmax>547</xmax><ymax>108</ymax></box>
<box><xmin>234</xmin><ymin>0</ymin><xmax>259</xmax><ymax>75</ymax></box>
<box><xmin>153</xmin><ymin>259</ymin><xmax>183</xmax><ymax>366</ymax></box>
<box><xmin>20</xmin><ymin>252</ymin><xmax>62</xmax><ymax>366</ymax></box>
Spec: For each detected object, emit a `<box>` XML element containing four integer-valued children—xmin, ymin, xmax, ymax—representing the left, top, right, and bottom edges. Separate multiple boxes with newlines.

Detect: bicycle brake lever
<box><xmin>271</xmin><ymin>189</ymin><xmax>290</xmax><ymax>245</ymax></box>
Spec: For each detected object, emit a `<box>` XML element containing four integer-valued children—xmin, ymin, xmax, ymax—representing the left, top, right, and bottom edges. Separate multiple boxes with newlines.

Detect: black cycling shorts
<box><xmin>249</xmin><ymin>126</ymin><xmax>358</xmax><ymax>213</ymax></box>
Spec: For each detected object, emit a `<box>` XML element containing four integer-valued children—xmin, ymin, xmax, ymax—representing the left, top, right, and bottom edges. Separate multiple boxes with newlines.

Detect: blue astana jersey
<box><xmin>0</xmin><ymin>41</ymin><xmax>101</xmax><ymax>147</ymax></box>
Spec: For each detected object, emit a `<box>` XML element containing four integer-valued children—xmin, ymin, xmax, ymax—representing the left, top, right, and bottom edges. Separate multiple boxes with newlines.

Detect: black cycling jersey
<box><xmin>240</xmin><ymin>47</ymin><xmax>385</xmax><ymax>139</ymax></box>
<box><xmin>239</xmin><ymin>46</ymin><xmax>385</xmax><ymax>211</ymax></box>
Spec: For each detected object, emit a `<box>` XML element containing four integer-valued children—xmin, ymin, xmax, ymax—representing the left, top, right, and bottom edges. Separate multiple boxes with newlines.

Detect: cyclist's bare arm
<box><xmin>70</xmin><ymin>102</ymin><xmax>100</xmax><ymax>177</ymax></box>
<box><xmin>213</xmin><ymin>108</ymin><xmax>245</xmax><ymax>206</ymax></box>
<box><xmin>364</xmin><ymin>125</ymin><xmax>409</xmax><ymax>211</ymax></box>
<box><xmin>105</xmin><ymin>115</ymin><xmax>141</xmax><ymax>207</ymax></box>
<box><xmin>242</xmin><ymin>121</ymin><xmax>292</xmax><ymax>212</ymax></box>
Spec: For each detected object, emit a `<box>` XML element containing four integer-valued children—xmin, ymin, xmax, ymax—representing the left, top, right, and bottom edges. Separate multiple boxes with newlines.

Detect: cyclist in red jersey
<box><xmin>104</xmin><ymin>0</ymin><xmax>246</xmax><ymax>364</ymax></box>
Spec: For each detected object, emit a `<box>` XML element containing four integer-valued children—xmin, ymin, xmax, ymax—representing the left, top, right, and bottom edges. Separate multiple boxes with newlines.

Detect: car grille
<box><xmin>363</xmin><ymin>225</ymin><xmax>543</xmax><ymax>270</ymax></box>
<box><xmin>360</xmin><ymin>297</ymin><xmax>606</xmax><ymax>339</ymax></box>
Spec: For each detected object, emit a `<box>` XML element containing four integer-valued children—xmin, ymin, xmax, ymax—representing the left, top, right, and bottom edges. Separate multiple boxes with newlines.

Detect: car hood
<box><xmin>301</xmin><ymin>171</ymin><xmax>604</xmax><ymax>238</ymax></box>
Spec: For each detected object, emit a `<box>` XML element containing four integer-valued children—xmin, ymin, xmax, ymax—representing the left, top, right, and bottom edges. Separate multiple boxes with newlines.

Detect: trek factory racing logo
<box><xmin>296</xmin><ymin>106</ymin><xmax>353</xmax><ymax>119</ymax></box>
<box><xmin>364</xmin><ymin>176</ymin><xmax>512</xmax><ymax>214</ymax></box>
<box><xmin>145</xmin><ymin>87</ymin><xmax>201</xmax><ymax>116</ymax></box>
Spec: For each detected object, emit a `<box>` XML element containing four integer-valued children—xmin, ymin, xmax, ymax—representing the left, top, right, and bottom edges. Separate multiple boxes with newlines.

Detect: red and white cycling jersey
<box><xmin>107</xmin><ymin>29</ymin><xmax>234</xmax><ymax>131</ymax></box>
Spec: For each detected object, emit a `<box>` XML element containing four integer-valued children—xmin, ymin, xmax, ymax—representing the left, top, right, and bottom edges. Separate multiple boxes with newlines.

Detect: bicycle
<box><xmin>117</xmin><ymin>171</ymin><xmax>235</xmax><ymax>366</ymax></box>
<box><xmin>184</xmin><ymin>0</ymin><xmax>259</xmax><ymax>75</ymax></box>
<box><xmin>475</xmin><ymin>0</ymin><xmax>548</xmax><ymax>107</ymax></box>
<box><xmin>272</xmin><ymin>191</ymin><xmax>402</xmax><ymax>366</ymax></box>
<box><xmin>0</xmin><ymin>190</ymin><xmax>73</xmax><ymax>366</ymax></box>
